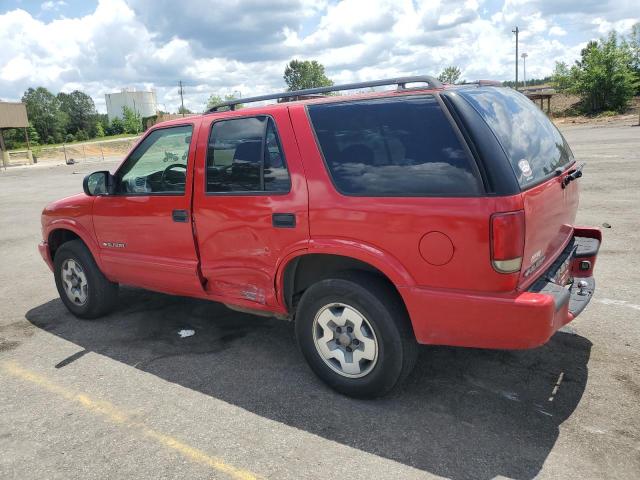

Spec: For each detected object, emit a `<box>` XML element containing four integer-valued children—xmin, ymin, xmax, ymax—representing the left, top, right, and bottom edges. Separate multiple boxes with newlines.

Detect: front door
<box><xmin>93</xmin><ymin>123</ymin><xmax>203</xmax><ymax>296</ymax></box>
<box><xmin>192</xmin><ymin>107</ymin><xmax>309</xmax><ymax>310</ymax></box>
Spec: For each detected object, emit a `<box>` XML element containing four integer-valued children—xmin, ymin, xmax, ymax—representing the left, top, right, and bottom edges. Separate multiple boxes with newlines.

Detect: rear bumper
<box><xmin>402</xmin><ymin>227</ymin><xmax>601</xmax><ymax>350</ymax></box>
<box><xmin>38</xmin><ymin>241</ymin><xmax>54</xmax><ymax>272</ymax></box>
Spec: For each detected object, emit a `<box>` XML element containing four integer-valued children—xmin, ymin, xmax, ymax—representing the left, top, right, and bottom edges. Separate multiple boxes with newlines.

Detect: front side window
<box><xmin>116</xmin><ymin>125</ymin><xmax>192</xmax><ymax>195</ymax></box>
<box><xmin>206</xmin><ymin>116</ymin><xmax>291</xmax><ymax>193</ymax></box>
<box><xmin>458</xmin><ymin>87</ymin><xmax>574</xmax><ymax>188</ymax></box>
<box><xmin>307</xmin><ymin>95</ymin><xmax>482</xmax><ymax>196</ymax></box>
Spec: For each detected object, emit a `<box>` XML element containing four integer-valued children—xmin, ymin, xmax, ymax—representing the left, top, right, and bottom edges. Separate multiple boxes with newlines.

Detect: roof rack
<box><xmin>459</xmin><ymin>80</ymin><xmax>503</xmax><ymax>87</ymax></box>
<box><xmin>206</xmin><ymin>75</ymin><xmax>443</xmax><ymax>112</ymax></box>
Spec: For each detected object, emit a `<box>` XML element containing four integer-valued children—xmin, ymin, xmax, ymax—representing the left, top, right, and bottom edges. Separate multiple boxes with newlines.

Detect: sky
<box><xmin>0</xmin><ymin>0</ymin><xmax>638</xmax><ymax>113</ymax></box>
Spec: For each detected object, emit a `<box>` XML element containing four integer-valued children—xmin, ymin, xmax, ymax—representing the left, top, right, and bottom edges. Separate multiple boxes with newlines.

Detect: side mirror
<box><xmin>83</xmin><ymin>171</ymin><xmax>113</xmax><ymax>196</ymax></box>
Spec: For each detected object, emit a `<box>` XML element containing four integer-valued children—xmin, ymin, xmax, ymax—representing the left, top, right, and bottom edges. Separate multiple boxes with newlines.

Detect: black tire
<box><xmin>295</xmin><ymin>272</ymin><xmax>418</xmax><ymax>398</ymax></box>
<box><xmin>53</xmin><ymin>239</ymin><xmax>118</xmax><ymax>319</ymax></box>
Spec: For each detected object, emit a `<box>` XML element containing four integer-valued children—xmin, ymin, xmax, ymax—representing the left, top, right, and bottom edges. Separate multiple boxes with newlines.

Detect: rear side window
<box><xmin>307</xmin><ymin>95</ymin><xmax>482</xmax><ymax>196</ymax></box>
<box><xmin>458</xmin><ymin>87</ymin><xmax>574</xmax><ymax>188</ymax></box>
<box><xmin>206</xmin><ymin>116</ymin><xmax>291</xmax><ymax>193</ymax></box>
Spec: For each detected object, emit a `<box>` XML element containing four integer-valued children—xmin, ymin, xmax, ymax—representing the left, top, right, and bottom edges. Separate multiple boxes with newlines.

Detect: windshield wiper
<box><xmin>562</xmin><ymin>162</ymin><xmax>585</xmax><ymax>189</ymax></box>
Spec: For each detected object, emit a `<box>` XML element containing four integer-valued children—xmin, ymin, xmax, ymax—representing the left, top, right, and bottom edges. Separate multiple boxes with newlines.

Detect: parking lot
<box><xmin>1</xmin><ymin>119</ymin><xmax>639</xmax><ymax>479</ymax></box>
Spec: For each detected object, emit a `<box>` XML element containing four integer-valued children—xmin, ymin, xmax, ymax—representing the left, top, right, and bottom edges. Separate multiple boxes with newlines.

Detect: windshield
<box><xmin>458</xmin><ymin>87</ymin><xmax>574</xmax><ymax>188</ymax></box>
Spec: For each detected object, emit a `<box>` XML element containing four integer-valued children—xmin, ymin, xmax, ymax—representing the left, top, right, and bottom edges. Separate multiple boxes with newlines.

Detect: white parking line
<box><xmin>596</xmin><ymin>298</ymin><xmax>640</xmax><ymax>311</ymax></box>
<box><xmin>548</xmin><ymin>372</ymin><xmax>564</xmax><ymax>402</ymax></box>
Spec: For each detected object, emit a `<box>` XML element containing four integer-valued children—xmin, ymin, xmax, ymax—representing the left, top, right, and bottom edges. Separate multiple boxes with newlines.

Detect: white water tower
<box><xmin>105</xmin><ymin>88</ymin><xmax>158</xmax><ymax>121</ymax></box>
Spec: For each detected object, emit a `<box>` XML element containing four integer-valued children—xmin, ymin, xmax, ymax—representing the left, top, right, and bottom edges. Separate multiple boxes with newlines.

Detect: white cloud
<box><xmin>41</xmin><ymin>1</ymin><xmax>67</xmax><ymax>11</ymax></box>
<box><xmin>592</xmin><ymin>17</ymin><xmax>638</xmax><ymax>35</ymax></box>
<box><xmin>549</xmin><ymin>25</ymin><xmax>567</xmax><ymax>36</ymax></box>
<box><xmin>0</xmin><ymin>0</ymin><xmax>638</xmax><ymax>113</ymax></box>
<box><xmin>1</xmin><ymin>55</ymin><xmax>33</xmax><ymax>82</ymax></box>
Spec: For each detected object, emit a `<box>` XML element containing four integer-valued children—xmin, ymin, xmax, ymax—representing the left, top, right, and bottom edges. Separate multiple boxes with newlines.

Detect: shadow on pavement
<box><xmin>26</xmin><ymin>287</ymin><xmax>592</xmax><ymax>480</ymax></box>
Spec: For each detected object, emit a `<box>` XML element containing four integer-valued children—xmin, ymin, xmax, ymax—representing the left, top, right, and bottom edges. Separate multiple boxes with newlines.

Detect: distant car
<box><xmin>39</xmin><ymin>76</ymin><xmax>601</xmax><ymax>397</ymax></box>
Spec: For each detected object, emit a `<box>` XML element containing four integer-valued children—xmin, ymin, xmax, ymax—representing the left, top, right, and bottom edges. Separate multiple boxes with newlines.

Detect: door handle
<box><xmin>172</xmin><ymin>209</ymin><xmax>189</xmax><ymax>223</ymax></box>
<box><xmin>272</xmin><ymin>213</ymin><xmax>296</xmax><ymax>228</ymax></box>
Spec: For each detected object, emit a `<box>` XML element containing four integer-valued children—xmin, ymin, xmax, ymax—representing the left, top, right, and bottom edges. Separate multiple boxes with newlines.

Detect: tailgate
<box><xmin>519</xmin><ymin>172</ymin><xmax>579</xmax><ymax>288</ymax></box>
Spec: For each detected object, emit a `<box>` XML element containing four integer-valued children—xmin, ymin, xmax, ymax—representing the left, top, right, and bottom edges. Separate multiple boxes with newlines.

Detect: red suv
<box><xmin>39</xmin><ymin>76</ymin><xmax>601</xmax><ymax>397</ymax></box>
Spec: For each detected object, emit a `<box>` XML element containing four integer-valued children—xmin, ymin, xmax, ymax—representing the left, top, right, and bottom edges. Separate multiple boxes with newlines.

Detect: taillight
<box><xmin>491</xmin><ymin>210</ymin><xmax>525</xmax><ymax>273</ymax></box>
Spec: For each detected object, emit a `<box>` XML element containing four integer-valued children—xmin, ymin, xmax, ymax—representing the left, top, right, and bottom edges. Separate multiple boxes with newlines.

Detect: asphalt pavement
<box><xmin>0</xmin><ymin>119</ymin><xmax>638</xmax><ymax>479</ymax></box>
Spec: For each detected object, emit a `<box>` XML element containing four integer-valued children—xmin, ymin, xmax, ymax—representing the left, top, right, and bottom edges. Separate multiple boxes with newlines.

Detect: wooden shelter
<box><xmin>0</xmin><ymin>102</ymin><xmax>32</xmax><ymax>167</ymax></box>
<box><xmin>523</xmin><ymin>89</ymin><xmax>555</xmax><ymax>115</ymax></box>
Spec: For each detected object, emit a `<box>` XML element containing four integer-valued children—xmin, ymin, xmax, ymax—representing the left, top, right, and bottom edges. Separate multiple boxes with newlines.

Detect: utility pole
<box><xmin>521</xmin><ymin>52</ymin><xmax>528</xmax><ymax>88</ymax></box>
<box><xmin>512</xmin><ymin>26</ymin><xmax>519</xmax><ymax>90</ymax></box>
<box><xmin>179</xmin><ymin>80</ymin><xmax>185</xmax><ymax>117</ymax></box>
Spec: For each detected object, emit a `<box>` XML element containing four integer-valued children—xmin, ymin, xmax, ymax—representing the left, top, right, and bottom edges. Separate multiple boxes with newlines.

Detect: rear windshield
<box><xmin>458</xmin><ymin>87</ymin><xmax>574</xmax><ymax>188</ymax></box>
<box><xmin>307</xmin><ymin>95</ymin><xmax>482</xmax><ymax>196</ymax></box>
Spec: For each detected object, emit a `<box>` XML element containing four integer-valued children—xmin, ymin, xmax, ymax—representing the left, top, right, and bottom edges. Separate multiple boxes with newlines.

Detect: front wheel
<box><xmin>295</xmin><ymin>273</ymin><xmax>418</xmax><ymax>398</ymax></box>
<box><xmin>53</xmin><ymin>239</ymin><xmax>118</xmax><ymax>319</ymax></box>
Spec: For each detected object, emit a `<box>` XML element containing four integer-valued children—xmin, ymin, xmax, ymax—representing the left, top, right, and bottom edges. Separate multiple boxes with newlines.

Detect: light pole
<box><xmin>512</xmin><ymin>26</ymin><xmax>519</xmax><ymax>90</ymax></box>
<box><xmin>521</xmin><ymin>52</ymin><xmax>528</xmax><ymax>88</ymax></box>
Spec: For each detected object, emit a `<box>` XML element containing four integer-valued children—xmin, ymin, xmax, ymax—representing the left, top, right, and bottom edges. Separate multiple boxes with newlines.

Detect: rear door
<box><xmin>192</xmin><ymin>107</ymin><xmax>309</xmax><ymax>309</ymax></box>
<box><xmin>458</xmin><ymin>87</ymin><xmax>579</xmax><ymax>287</ymax></box>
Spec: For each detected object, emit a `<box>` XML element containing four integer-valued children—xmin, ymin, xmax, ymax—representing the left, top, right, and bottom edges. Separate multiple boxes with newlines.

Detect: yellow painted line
<box><xmin>1</xmin><ymin>361</ymin><xmax>261</xmax><ymax>480</ymax></box>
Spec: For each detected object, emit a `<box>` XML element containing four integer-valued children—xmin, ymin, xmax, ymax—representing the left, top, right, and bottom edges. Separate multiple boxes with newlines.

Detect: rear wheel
<box><xmin>53</xmin><ymin>240</ymin><xmax>118</xmax><ymax>319</ymax></box>
<box><xmin>295</xmin><ymin>272</ymin><xmax>417</xmax><ymax>398</ymax></box>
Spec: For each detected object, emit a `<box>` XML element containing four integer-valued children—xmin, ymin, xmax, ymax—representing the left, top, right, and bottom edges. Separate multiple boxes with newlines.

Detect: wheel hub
<box><xmin>337</xmin><ymin>332</ymin><xmax>351</xmax><ymax>347</ymax></box>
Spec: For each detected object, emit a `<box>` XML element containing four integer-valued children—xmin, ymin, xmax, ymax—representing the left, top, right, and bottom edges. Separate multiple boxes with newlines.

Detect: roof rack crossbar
<box><xmin>206</xmin><ymin>75</ymin><xmax>443</xmax><ymax>112</ymax></box>
<box><xmin>459</xmin><ymin>80</ymin><xmax>503</xmax><ymax>87</ymax></box>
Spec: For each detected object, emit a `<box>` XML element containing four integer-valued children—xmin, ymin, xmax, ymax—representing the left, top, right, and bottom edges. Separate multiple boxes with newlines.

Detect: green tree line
<box><xmin>1</xmin><ymin>87</ymin><xmax>144</xmax><ymax>150</ymax></box>
<box><xmin>502</xmin><ymin>77</ymin><xmax>552</xmax><ymax>88</ymax></box>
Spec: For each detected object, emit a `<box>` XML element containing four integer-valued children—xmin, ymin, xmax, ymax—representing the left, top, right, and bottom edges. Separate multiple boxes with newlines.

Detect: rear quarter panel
<box><xmin>289</xmin><ymin>105</ymin><xmax>524</xmax><ymax>293</ymax></box>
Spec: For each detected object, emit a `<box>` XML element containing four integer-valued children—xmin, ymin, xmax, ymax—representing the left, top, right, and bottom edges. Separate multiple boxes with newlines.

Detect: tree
<box><xmin>438</xmin><ymin>66</ymin><xmax>461</xmax><ymax>84</ymax></box>
<box><xmin>503</xmin><ymin>76</ymin><xmax>551</xmax><ymax>88</ymax></box>
<box><xmin>283</xmin><ymin>60</ymin><xmax>333</xmax><ymax>91</ymax></box>
<box><xmin>27</xmin><ymin>123</ymin><xmax>40</xmax><ymax>145</ymax></box>
<box><xmin>121</xmin><ymin>106</ymin><xmax>142</xmax><ymax>134</ymax></box>
<box><xmin>57</xmin><ymin>90</ymin><xmax>96</xmax><ymax>135</ymax></box>
<box><xmin>106</xmin><ymin>118</ymin><xmax>125</xmax><ymax>136</ymax></box>
<box><xmin>577</xmin><ymin>41</ymin><xmax>599</xmax><ymax>68</ymax></box>
<box><xmin>551</xmin><ymin>61</ymin><xmax>573</xmax><ymax>92</ymax></box>
<box><xmin>0</xmin><ymin>129</ymin><xmax>22</xmax><ymax>150</ymax></box>
<box><xmin>571</xmin><ymin>32</ymin><xmax>638</xmax><ymax>112</ymax></box>
<box><xmin>95</xmin><ymin>114</ymin><xmax>109</xmax><ymax>135</ymax></box>
<box><xmin>206</xmin><ymin>93</ymin><xmax>243</xmax><ymax>110</ymax></box>
<box><xmin>628</xmin><ymin>22</ymin><xmax>640</xmax><ymax>93</ymax></box>
<box><xmin>178</xmin><ymin>105</ymin><xmax>193</xmax><ymax>114</ymax></box>
<box><xmin>21</xmin><ymin>87</ymin><xmax>66</xmax><ymax>144</ymax></box>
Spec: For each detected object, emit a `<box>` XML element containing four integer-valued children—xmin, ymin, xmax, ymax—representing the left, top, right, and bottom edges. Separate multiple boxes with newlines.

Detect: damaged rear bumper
<box><xmin>402</xmin><ymin>227</ymin><xmax>601</xmax><ymax>350</ymax></box>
